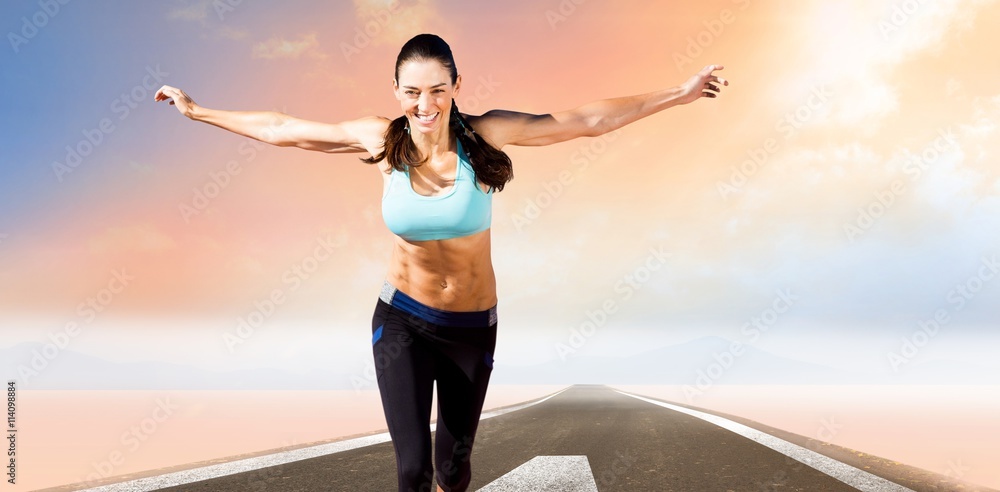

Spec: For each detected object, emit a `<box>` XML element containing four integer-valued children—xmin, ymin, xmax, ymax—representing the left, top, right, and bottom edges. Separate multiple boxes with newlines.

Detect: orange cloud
<box><xmin>252</xmin><ymin>33</ymin><xmax>327</xmax><ymax>60</ymax></box>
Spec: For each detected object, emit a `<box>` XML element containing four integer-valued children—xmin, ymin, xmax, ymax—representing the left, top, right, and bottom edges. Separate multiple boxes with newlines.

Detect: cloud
<box><xmin>88</xmin><ymin>224</ymin><xmax>177</xmax><ymax>255</ymax></box>
<box><xmin>216</xmin><ymin>25</ymin><xmax>250</xmax><ymax>41</ymax></box>
<box><xmin>252</xmin><ymin>33</ymin><xmax>327</xmax><ymax>60</ymax></box>
<box><xmin>128</xmin><ymin>160</ymin><xmax>156</xmax><ymax>176</ymax></box>
<box><xmin>946</xmin><ymin>78</ymin><xmax>964</xmax><ymax>98</ymax></box>
<box><xmin>166</xmin><ymin>0</ymin><xmax>212</xmax><ymax>24</ymax></box>
<box><xmin>826</xmin><ymin>71</ymin><xmax>900</xmax><ymax>135</ymax></box>
<box><xmin>226</xmin><ymin>254</ymin><xmax>264</xmax><ymax>275</ymax></box>
<box><xmin>782</xmin><ymin>0</ymin><xmax>994</xmax><ymax>133</ymax></box>
<box><xmin>874</xmin><ymin>0</ymin><xmax>991</xmax><ymax>67</ymax></box>
<box><xmin>958</xmin><ymin>95</ymin><xmax>1000</xmax><ymax>138</ymax></box>
<box><xmin>166</xmin><ymin>0</ymin><xmax>249</xmax><ymax>38</ymax></box>
<box><xmin>350</xmin><ymin>0</ymin><xmax>442</xmax><ymax>47</ymax></box>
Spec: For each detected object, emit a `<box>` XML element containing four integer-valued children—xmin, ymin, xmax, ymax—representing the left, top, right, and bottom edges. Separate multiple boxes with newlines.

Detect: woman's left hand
<box><xmin>677</xmin><ymin>64</ymin><xmax>729</xmax><ymax>105</ymax></box>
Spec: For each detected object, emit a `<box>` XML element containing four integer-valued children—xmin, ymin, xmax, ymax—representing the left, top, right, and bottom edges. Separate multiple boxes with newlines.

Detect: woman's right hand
<box><xmin>151</xmin><ymin>85</ymin><xmax>386</xmax><ymax>154</ymax></box>
<box><xmin>154</xmin><ymin>85</ymin><xmax>199</xmax><ymax>118</ymax></box>
<box><xmin>676</xmin><ymin>64</ymin><xmax>728</xmax><ymax>106</ymax></box>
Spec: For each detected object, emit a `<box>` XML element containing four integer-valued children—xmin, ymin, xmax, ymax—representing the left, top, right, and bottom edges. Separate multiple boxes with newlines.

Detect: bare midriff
<box><xmin>384</xmin><ymin>227</ymin><xmax>497</xmax><ymax>312</ymax></box>
<box><xmin>376</xmin><ymin>146</ymin><xmax>498</xmax><ymax>313</ymax></box>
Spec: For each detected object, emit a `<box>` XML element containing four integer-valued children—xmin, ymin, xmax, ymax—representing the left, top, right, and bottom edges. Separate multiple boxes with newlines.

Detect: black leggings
<box><xmin>371</xmin><ymin>281</ymin><xmax>497</xmax><ymax>492</ymax></box>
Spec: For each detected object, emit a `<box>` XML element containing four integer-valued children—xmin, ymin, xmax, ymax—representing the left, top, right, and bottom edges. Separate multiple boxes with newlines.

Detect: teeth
<box><xmin>416</xmin><ymin>112</ymin><xmax>438</xmax><ymax>122</ymax></box>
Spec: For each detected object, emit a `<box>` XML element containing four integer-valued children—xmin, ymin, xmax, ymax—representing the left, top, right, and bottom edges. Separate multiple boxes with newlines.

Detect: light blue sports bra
<box><xmin>381</xmin><ymin>139</ymin><xmax>493</xmax><ymax>242</ymax></box>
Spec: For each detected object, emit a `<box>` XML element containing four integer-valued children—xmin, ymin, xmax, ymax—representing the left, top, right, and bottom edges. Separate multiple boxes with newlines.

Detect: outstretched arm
<box><xmin>471</xmin><ymin>64</ymin><xmax>728</xmax><ymax>148</ymax></box>
<box><xmin>154</xmin><ymin>85</ymin><xmax>387</xmax><ymax>155</ymax></box>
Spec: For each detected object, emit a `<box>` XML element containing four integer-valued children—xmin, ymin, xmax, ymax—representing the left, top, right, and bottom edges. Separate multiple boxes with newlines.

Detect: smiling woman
<box><xmin>363</xmin><ymin>34</ymin><xmax>513</xmax><ymax>198</ymax></box>
<box><xmin>154</xmin><ymin>32</ymin><xmax>726</xmax><ymax>492</ymax></box>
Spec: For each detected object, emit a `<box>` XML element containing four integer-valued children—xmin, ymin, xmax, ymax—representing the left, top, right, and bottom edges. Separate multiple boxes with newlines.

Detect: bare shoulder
<box><xmin>347</xmin><ymin>115</ymin><xmax>391</xmax><ymax>156</ymax></box>
<box><xmin>340</xmin><ymin>115</ymin><xmax>392</xmax><ymax>175</ymax></box>
<box><xmin>465</xmin><ymin>110</ymin><xmax>539</xmax><ymax>149</ymax></box>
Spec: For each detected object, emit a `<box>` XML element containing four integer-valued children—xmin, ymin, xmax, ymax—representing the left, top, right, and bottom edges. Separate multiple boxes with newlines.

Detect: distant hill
<box><xmin>0</xmin><ymin>341</ymin><xmax>340</xmax><ymax>390</ymax></box>
<box><xmin>489</xmin><ymin>336</ymin><xmax>998</xmax><ymax>386</ymax></box>
<box><xmin>2</xmin><ymin>336</ymin><xmax>992</xmax><ymax>389</ymax></box>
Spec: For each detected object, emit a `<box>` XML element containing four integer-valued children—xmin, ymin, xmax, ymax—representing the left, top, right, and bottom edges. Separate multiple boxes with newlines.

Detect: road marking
<box><xmin>75</xmin><ymin>386</ymin><xmax>572</xmax><ymax>492</ymax></box>
<box><xmin>614</xmin><ymin>389</ymin><xmax>916</xmax><ymax>492</ymax></box>
<box><xmin>477</xmin><ymin>456</ymin><xmax>598</xmax><ymax>492</ymax></box>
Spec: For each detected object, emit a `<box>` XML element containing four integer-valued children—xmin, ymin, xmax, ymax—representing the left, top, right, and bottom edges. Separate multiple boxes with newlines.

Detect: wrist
<box><xmin>186</xmin><ymin>103</ymin><xmax>204</xmax><ymax>121</ymax></box>
<box><xmin>662</xmin><ymin>85</ymin><xmax>688</xmax><ymax>107</ymax></box>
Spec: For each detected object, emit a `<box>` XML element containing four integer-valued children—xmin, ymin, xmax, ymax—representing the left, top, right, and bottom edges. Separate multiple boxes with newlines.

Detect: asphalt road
<box><xmin>77</xmin><ymin>384</ymin><xmax>993</xmax><ymax>492</ymax></box>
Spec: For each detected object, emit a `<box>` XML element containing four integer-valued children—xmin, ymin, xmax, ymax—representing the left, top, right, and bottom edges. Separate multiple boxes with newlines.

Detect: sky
<box><xmin>2</xmin><ymin>0</ymin><xmax>999</xmax><ymax>387</ymax></box>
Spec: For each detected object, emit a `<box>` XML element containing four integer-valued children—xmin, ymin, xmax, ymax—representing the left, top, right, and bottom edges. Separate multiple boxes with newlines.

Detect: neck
<box><xmin>410</xmin><ymin>124</ymin><xmax>455</xmax><ymax>160</ymax></box>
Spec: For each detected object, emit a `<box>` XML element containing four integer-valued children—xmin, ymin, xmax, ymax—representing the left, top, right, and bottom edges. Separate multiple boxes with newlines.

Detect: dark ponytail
<box><xmin>448</xmin><ymin>100</ymin><xmax>512</xmax><ymax>193</ymax></box>
<box><xmin>360</xmin><ymin>33</ymin><xmax>513</xmax><ymax>193</ymax></box>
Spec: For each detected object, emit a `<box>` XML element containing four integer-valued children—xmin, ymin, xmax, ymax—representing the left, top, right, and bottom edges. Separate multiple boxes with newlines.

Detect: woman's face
<box><xmin>394</xmin><ymin>59</ymin><xmax>461</xmax><ymax>135</ymax></box>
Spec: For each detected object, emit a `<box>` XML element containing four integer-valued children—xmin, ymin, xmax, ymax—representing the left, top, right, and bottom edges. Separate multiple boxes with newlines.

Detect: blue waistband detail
<box><xmin>379</xmin><ymin>280</ymin><xmax>497</xmax><ymax>327</ymax></box>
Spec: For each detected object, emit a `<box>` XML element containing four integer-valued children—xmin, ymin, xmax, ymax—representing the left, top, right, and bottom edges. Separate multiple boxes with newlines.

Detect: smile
<box><xmin>414</xmin><ymin>112</ymin><xmax>439</xmax><ymax>125</ymax></box>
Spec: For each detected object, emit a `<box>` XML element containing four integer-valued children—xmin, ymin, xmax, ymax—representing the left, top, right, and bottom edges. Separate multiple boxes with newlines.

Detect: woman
<box><xmin>155</xmin><ymin>33</ymin><xmax>727</xmax><ymax>492</ymax></box>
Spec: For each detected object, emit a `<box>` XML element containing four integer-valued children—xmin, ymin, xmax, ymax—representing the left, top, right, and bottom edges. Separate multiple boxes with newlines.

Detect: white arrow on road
<box><xmin>477</xmin><ymin>455</ymin><xmax>598</xmax><ymax>491</ymax></box>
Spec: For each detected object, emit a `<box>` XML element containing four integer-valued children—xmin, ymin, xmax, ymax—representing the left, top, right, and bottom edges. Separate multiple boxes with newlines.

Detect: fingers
<box><xmin>698</xmin><ymin>65</ymin><xmax>729</xmax><ymax>87</ymax></box>
<box><xmin>154</xmin><ymin>85</ymin><xmax>177</xmax><ymax>102</ymax></box>
<box><xmin>686</xmin><ymin>65</ymin><xmax>728</xmax><ymax>102</ymax></box>
<box><xmin>702</xmin><ymin>64</ymin><xmax>725</xmax><ymax>73</ymax></box>
<box><xmin>702</xmin><ymin>79</ymin><xmax>727</xmax><ymax>98</ymax></box>
<box><xmin>713</xmin><ymin>75</ymin><xmax>729</xmax><ymax>86</ymax></box>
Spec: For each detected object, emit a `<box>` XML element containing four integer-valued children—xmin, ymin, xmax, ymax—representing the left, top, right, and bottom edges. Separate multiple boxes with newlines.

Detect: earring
<box><xmin>404</xmin><ymin>121</ymin><xmax>410</xmax><ymax>135</ymax></box>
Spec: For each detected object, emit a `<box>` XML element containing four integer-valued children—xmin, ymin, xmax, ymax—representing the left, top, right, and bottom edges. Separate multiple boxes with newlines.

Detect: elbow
<box><xmin>584</xmin><ymin>116</ymin><xmax>615</xmax><ymax>138</ymax></box>
<box><xmin>257</xmin><ymin>111</ymin><xmax>293</xmax><ymax>146</ymax></box>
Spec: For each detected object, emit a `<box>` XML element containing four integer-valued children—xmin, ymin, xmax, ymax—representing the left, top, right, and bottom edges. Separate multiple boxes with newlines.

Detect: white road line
<box><xmin>477</xmin><ymin>456</ymin><xmax>598</xmax><ymax>492</ymax></box>
<box><xmin>614</xmin><ymin>389</ymin><xmax>916</xmax><ymax>492</ymax></box>
<box><xmin>76</xmin><ymin>386</ymin><xmax>572</xmax><ymax>492</ymax></box>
